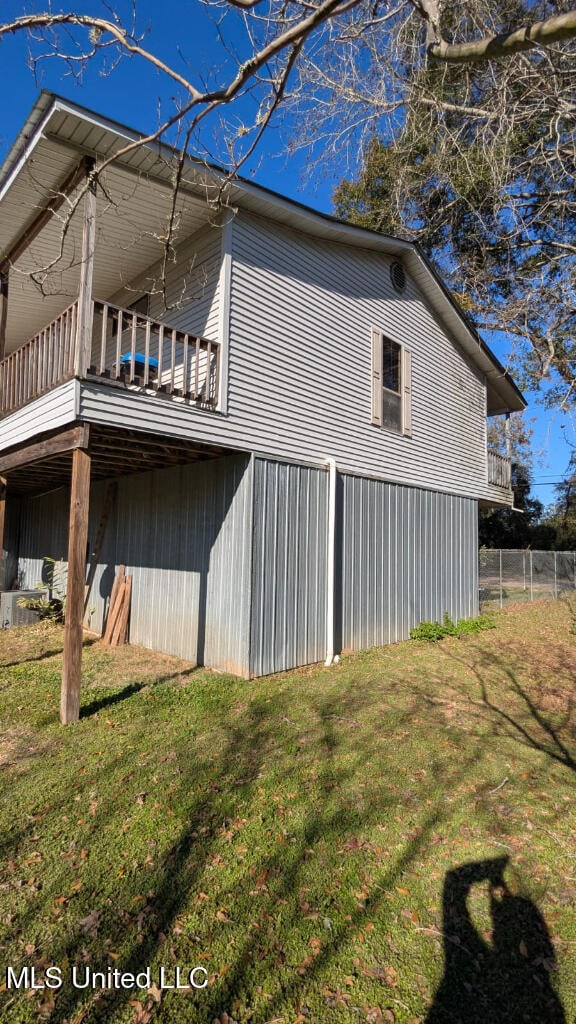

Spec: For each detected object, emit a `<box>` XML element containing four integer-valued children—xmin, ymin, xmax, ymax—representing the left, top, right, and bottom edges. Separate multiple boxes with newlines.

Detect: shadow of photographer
<box><xmin>426</xmin><ymin>856</ymin><xmax>565</xmax><ymax>1024</ymax></box>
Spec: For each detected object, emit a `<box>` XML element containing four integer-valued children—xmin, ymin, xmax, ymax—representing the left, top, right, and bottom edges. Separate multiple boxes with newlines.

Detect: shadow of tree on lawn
<box><xmin>1</xmin><ymin>633</ymin><xmax>573</xmax><ymax>1024</ymax></box>
<box><xmin>444</xmin><ymin>642</ymin><xmax>576</xmax><ymax>774</ymax></box>
<box><xmin>1</xmin><ymin>674</ymin><xmax>487</xmax><ymax>1024</ymax></box>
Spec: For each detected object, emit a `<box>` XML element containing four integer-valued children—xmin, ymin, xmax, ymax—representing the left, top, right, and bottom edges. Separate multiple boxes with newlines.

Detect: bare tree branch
<box><xmin>0</xmin><ymin>14</ymin><xmax>202</xmax><ymax>97</ymax></box>
<box><xmin>428</xmin><ymin>9</ymin><xmax>576</xmax><ymax>64</ymax></box>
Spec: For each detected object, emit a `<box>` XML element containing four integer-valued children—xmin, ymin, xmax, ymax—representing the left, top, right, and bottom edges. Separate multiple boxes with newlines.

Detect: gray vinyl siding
<box><xmin>17</xmin><ymin>454</ymin><xmax>253</xmax><ymax>675</ymax></box>
<box><xmin>76</xmin><ymin>210</ymin><xmax>497</xmax><ymax>504</ymax></box>
<box><xmin>108</xmin><ymin>222</ymin><xmax>221</xmax><ymax>340</ymax></box>
<box><xmin>0</xmin><ymin>379</ymin><xmax>77</xmax><ymax>451</ymax></box>
<box><xmin>250</xmin><ymin>458</ymin><xmax>328</xmax><ymax>676</ymax></box>
<box><xmin>227</xmin><ymin>212</ymin><xmax>490</xmax><ymax>501</ymax></box>
<box><xmin>340</xmin><ymin>474</ymin><xmax>478</xmax><ymax>650</ymax></box>
<box><xmin>78</xmin><ymin>380</ymin><xmax>237</xmax><ymax>449</ymax></box>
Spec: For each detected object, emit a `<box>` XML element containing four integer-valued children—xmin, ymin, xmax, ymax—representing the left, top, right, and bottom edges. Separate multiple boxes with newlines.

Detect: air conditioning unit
<box><xmin>0</xmin><ymin>591</ymin><xmax>46</xmax><ymax>629</ymax></box>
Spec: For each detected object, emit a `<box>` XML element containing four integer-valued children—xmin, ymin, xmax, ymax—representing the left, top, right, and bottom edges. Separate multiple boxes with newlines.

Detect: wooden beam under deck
<box><xmin>0</xmin><ymin>424</ymin><xmax>90</xmax><ymax>476</ymax></box>
<box><xmin>1</xmin><ymin>423</ymin><xmax>234</xmax><ymax>496</ymax></box>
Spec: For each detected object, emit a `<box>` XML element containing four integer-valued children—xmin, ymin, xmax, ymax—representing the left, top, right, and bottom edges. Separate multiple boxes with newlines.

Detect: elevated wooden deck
<box><xmin>0</xmin><ymin>299</ymin><xmax>220</xmax><ymax>419</ymax></box>
<box><xmin>487</xmin><ymin>448</ymin><xmax>512</xmax><ymax>491</ymax></box>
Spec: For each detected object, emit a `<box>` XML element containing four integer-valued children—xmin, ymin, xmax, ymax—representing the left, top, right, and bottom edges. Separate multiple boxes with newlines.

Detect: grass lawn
<box><xmin>1</xmin><ymin>599</ymin><xmax>575</xmax><ymax>1024</ymax></box>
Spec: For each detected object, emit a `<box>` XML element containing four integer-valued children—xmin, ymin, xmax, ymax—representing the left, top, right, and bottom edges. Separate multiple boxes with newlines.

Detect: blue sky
<box><xmin>1</xmin><ymin>0</ymin><xmax>573</xmax><ymax>505</ymax></box>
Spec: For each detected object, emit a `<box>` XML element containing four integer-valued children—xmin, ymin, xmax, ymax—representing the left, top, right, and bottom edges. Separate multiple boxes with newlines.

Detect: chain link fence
<box><xmin>479</xmin><ymin>549</ymin><xmax>576</xmax><ymax>609</ymax></box>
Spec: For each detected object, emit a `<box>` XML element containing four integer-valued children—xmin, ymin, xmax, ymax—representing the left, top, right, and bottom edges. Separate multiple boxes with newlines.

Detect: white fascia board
<box><xmin>0</xmin><ymin>94</ymin><xmax>55</xmax><ymax>202</ymax></box>
<box><xmin>228</xmin><ymin>177</ymin><xmax>410</xmax><ymax>257</ymax></box>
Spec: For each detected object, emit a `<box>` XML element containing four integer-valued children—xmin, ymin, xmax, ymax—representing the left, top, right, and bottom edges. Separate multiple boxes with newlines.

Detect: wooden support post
<box><xmin>504</xmin><ymin>411</ymin><xmax>511</xmax><ymax>461</ymax></box>
<box><xmin>74</xmin><ymin>162</ymin><xmax>96</xmax><ymax>378</ymax></box>
<box><xmin>0</xmin><ymin>270</ymin><xmax>8</xmax><ymax>363</ymax></box>
<box><xmin>61</xmin><ymin>447</ymin><xmax>91</xmax><ymax>724</ymax></box>
<box><xmin>0</xmin><ymin>476</ymin><xmax>6</xmax><ymax>590</ymax></box>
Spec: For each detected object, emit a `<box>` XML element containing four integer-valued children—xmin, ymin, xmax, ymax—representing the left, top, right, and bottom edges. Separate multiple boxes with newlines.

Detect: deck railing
<box><xmin>487</xmin><ymin>448</ymin><xmax>512</xmax><ymax>489</ymax></box>
<box><xmin>90</xmin><ymin>301</ymin><xmax>219</xmax><ymax>404</ymax></box>
<box><xmin>0</xmin><ymin>302</ymin><xmax>78</xmax><ymax>417</ymax></box>
<box><xmin>0</xmin><ymin>298</ymin><xmax>220</xmax><ymax>418</ymax></box>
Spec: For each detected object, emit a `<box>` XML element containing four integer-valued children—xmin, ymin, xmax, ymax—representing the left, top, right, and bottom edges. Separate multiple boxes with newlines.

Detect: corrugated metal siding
<box><xmin>17</xmin><ymin>454</ymin><xmax>253</xmax><ymax>675</ymax></box>
<box><xmin>228</xmin><ymin>212</ymin><xmax>490</xmax><ymax>500</ymax></box>
<box><xmin>16</xmin><ymin>452</ymin><xmax>479</xmax><ymax>675</ymax></box>
<box><xmin>18</xmin><ymin>487</ymin><xmax>70</xmax><ymax>593</ymax></box>
<box><xmin>340</xmin><ymin>474</ymin><xmax>478</xmax><ymax>650</ymax></box>
<box><xmin>1</xmin><ymin>497</ymin><xmax>20</xmax><ymax>590</ymax></box>
<box><xmin>110</xmin><ymin>455</ymin><xmax>252</xmax><ymax>674</ymax></box>
<box><xmin>250</xmin><ymin>458</ymin><xmax>328</xmax><ymax>676</ymax></box>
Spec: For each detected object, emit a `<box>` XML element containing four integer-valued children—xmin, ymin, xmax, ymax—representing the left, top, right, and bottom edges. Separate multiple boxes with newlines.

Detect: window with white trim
<box><xmin>371</xmin><ymin>328</ymin><xmax>412</xmax><ymax>436</ymax></box>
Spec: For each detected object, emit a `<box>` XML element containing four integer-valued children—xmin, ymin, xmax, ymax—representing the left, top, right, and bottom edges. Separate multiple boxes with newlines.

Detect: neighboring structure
<box><xmin>0</xmin><ymin>93</ymin><xmax>526</xmax><ymax>721</ymax></box>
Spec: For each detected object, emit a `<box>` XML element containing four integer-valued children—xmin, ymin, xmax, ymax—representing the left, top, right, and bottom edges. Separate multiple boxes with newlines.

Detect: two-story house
<box><xmin>0</xmin><ymin>93</ymin><xmax>525</xmax><ymax>721</ymax></box>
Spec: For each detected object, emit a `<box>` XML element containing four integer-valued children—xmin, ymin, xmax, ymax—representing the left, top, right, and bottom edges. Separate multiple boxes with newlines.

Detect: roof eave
<box><xmin>0</xmin><ymin>93</ymin><xmax>527</xmax><ymax>414</ymax></box>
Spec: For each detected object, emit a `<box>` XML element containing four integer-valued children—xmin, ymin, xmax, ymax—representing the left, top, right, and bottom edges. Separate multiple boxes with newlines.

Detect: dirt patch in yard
<box><xmin>80</xmin><ymin>639</ymin><xmax>198</xmax><ymax>691</ymax></box>
<box><xmin>0</xmin><ymin>620</ymin><xmax>198</xmax><ymax>691</ymax></box>
<box><xmin>0</xmin><ymin>725</ymin><xmax>50</xmax><ymax>772</ymax></box>
<box><xmin>0</xmin><ymin>619</ymin><xmax>63</xmax><ymax>667</ymax></box>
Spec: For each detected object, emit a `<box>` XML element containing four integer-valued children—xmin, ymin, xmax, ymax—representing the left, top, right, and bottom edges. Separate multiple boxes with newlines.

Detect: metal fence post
<box><xmin>530</xmin><ymin>550</ymin><xmax>533</xmax><ymax>601</ymax></box>
<box><xmin>554</xmin><ymin>551</ymin><xmax>558</xmax><ymax>598</ymax></box>
<box><xmin>499</xmin><ymin>548</ymin><xmax>503</xmax><ymax>610</ymax></box>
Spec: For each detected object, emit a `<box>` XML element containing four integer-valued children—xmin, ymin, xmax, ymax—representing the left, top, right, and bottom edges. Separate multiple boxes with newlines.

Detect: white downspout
<box><xmin>325</xmin><ymin>457</ymin><xmax>340</xmax><ymax>667</ymax></box>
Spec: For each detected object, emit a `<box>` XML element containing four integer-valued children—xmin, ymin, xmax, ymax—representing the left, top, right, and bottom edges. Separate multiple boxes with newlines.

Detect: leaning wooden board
<box><xmin>102</xmin><ymin>564</ymin><xmax>126</xmax><ymax>644</ymax></box>
<box><xmin>111</xmin><ymin>575</ymin><xmax>132</xmax><ymax>646</ymax></box>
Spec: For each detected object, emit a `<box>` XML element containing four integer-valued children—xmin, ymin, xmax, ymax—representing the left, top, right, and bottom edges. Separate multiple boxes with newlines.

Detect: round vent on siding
<box><xmin>390</xmin><ymin>261</ymin><xmax>407</xmax><ymax>293</ymax></box>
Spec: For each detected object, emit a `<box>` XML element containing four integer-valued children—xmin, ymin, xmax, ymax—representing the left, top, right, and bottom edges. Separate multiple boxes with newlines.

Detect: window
<box><xmin>111</xmin><ymin>294</ymin><xmax>150</xmax><ymax>336</ymax></box>
<box><xmin>127</xmin><ymin>294</ymin><xmax>151</xmax><ymax>318</ymax></box>
<box><xmin>371</xmin><ymin>328</ymin><xmax>412</xmax><ymax>436</ymax></box>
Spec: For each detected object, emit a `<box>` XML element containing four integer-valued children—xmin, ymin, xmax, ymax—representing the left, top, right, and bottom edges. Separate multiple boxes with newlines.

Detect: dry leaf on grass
<box><xmin>78</xmin><ymin>909</ymin><xmax>102</xmax><ymax>936</ymax></box>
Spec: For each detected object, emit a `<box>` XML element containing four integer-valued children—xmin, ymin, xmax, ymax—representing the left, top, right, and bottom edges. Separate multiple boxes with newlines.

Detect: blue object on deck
<box><xmin>120</xmin><ymin>353</ymin><xmax>159</xmax><ymax>374</ymax></box>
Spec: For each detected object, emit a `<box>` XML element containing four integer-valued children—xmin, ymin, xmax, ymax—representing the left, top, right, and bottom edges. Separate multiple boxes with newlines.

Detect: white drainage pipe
<box><xmin>324</xmin><ymin>457</ymin><xmax>339</xmax><ymax>667</ymax></box>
